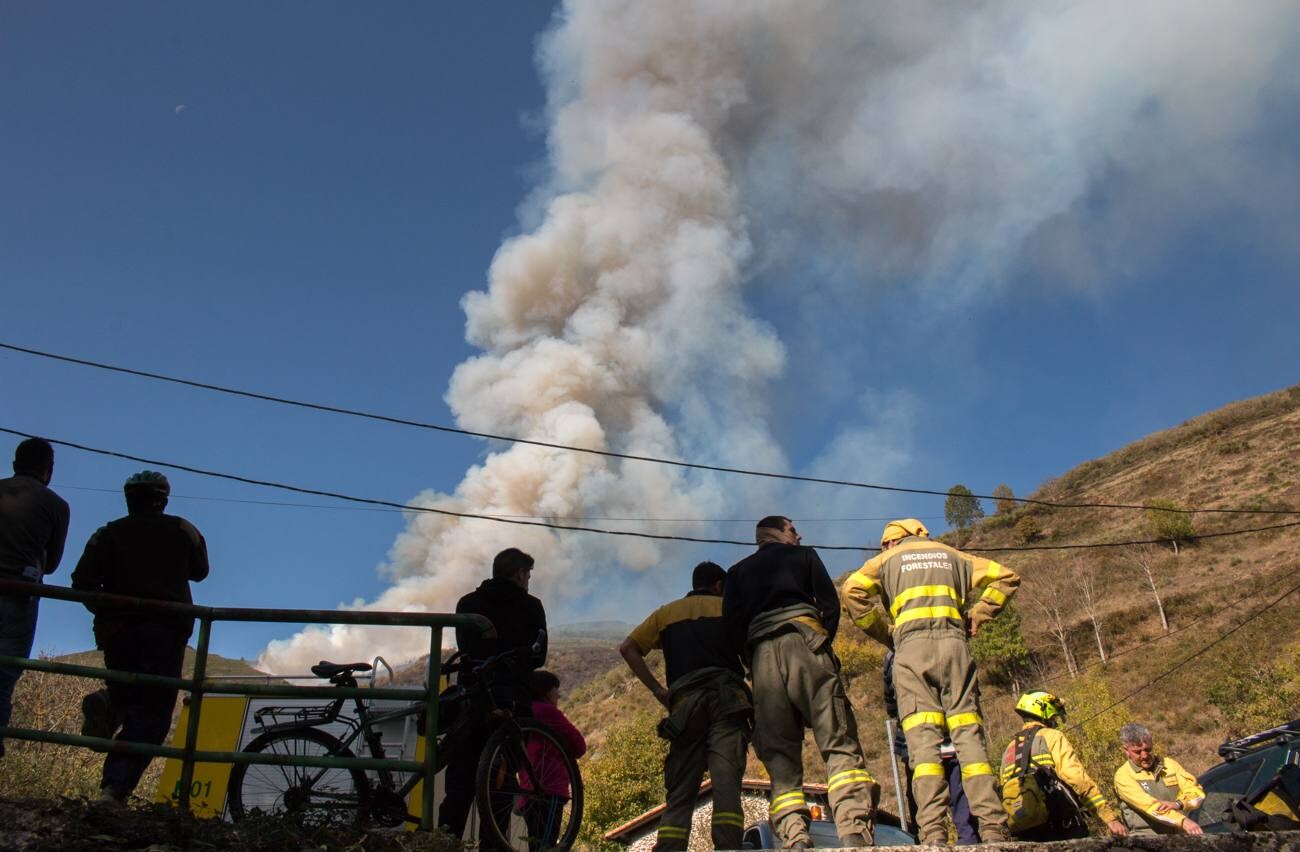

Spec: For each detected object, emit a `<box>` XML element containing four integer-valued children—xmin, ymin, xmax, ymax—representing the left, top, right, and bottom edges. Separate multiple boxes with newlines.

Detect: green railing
<box><xmin>0</xmin><ymin>577</ymin><xmax>492</xmax><ymax>829</ymax></box>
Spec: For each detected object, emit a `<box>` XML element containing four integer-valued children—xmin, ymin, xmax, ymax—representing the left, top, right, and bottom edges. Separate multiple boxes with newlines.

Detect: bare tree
<box><xmin>1032</xmin><ymin>576</ymin><xmax>1078</xmax><ymax>679</ymax></box>
<box><xmin>1073</xmin><ymin>558</ymin><xmax>1107</xmax><ymax>664</ymax></box>
<box><xmin>1124</xmin><ymin>545</ymin><xmax>1169</xmax><ymax>632</ymax></box>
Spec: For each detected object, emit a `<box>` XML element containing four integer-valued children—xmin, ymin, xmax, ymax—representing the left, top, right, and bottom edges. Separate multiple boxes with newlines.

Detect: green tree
<box><xmin>971</xmin><ymin>601</ymin><xmax>1031</xmax><ymax>692</ymax></box>
<box><xmin>1145</xmin><ymin>499</ymin><xmax>1196</xmax><ymax>553</ymax></box>
<box><xmin>944</xmin><ymin>484</ymin><xmax>985</xmax><ymax>530</ymax></box>
<box><xmin>991</xmin><ymin>483</ymin><xmax>1017</xmax><ymax>515</ymax></box>
<box><xmin>578</xmin><ymin>706</ymin><xmax>669</xmax><ymax>846</ymax></box>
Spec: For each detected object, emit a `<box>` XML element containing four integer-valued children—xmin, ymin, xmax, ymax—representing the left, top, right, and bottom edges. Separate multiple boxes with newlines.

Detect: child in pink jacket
<box><xmin>519</xmin><ymin>670</ymin><xmax>586</xmax><ymax>848</ymax></box>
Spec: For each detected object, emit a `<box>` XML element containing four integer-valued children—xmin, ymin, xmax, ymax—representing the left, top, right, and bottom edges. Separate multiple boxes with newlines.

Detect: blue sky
<box><xmin>3</xmin><ymin>2</ymin><xmax>1297</xmax><ymax>666</ymax></box>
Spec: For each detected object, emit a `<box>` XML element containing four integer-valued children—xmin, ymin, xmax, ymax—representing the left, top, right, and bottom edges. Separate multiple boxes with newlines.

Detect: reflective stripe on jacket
<box><xmin>999</xmin><ymin>723</ymin><xmax>1118</xmax><ymax>822</ymax></box>
<box><xmin>842</xmin><ymin>535</ymin><xmax>1019</xmax><ymax>646</ymax></box>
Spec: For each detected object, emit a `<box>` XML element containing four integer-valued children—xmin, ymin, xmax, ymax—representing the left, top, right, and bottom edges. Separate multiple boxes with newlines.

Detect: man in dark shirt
<box><xmin>71</xmin><ymin>470</ymin><xmax>209</xmax><ymax>803</ymax></box>
<box><xmin>439</xmin><ymin>547</ymin><xmax>547</xmax><ymax>842</ymax></box>
<box><xmin>620</xmin><ymin>561</ymin><xmax>750</xmax><ymax>851</ymax></box>
<box><xmin>0</xmin><ymin>438</ymin><xmax>70</xmax><ymax>758</ymax></box>
<box><xmin>724</xmin><ymin>516</ymin><xmax>878</xmax><ymax>849</ymax></box>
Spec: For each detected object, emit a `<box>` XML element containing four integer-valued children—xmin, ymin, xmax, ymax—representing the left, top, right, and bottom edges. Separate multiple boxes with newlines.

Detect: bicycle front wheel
<box><xmin>227</xmin><ymin>727</ymin><xmax>371</xmax><ymax>826</ymax></box>
<box><xmin>476</xmin><ymin>719</ymin><xmax>584</xmax><ymax>852</ymax></box>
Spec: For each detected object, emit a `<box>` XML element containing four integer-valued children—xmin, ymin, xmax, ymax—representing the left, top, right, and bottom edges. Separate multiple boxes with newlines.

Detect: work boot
<box><xmin>840</xmin><ymin>832</ymin><xmax>870</xmax><ymax>847</ymax></box>
<box><xmin>979</xmin><ymin>827</ymin><xmax>1010</xmax><ymax>843</ymax></box>
<box><xmin>96</xmin><ymin>786</ymin><xmax>126</xmax><ymax>807</ymax></box>
<box><xmin>80</xmin><ymin>690</ymin><xmax>116</xmax><ymax>739</ymax></box>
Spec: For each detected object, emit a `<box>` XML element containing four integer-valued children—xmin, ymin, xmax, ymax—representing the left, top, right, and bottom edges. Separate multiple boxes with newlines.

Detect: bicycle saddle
<box><xmin>311</xmin><ymin>661</ymin><xmax>374</xmax><ymax>678</ymax></box>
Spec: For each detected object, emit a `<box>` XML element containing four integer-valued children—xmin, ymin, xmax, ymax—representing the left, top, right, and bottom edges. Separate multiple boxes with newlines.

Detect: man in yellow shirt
<box><xmin>1000</xmin><ymin>691</ymin><xmax>1127</xmax><ymax>839</ymax></box>
<box><xmin>1113</xmin><ymin>722</ymin><xmax>1205</xmax><ymax>836</ymax></box>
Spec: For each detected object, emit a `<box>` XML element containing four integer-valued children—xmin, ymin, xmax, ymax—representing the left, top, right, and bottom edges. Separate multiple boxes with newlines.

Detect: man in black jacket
<box><xmin>439</xmin><ymin>547</ymin><xmax>547</xmax><ymax>842</ymax></box>
<box><xmin>0</xmin><ymin>438</ymin><xmax>70</xmax><ymax>758</ymax></box>
<box><xmin>71</xmin><ymin>470</ymin><xmax>209</xmax><ymax>803</ymax></box>
<box><xmin>724</xmin><ymin>516</ymin><xmax>878</xmax><ymax>849</ymax></box>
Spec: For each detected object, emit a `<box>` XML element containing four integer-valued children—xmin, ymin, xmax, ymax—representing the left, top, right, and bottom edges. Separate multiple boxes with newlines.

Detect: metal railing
<box><xmin>0</xmin><ymin>577</ymin><xmax>492</xmax><ymax>829</ymax></box>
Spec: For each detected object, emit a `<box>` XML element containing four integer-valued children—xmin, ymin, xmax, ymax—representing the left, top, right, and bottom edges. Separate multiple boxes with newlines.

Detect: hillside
<box><xmin>0</xmin><ymin>647</ymin><xmax>276</xmax><ymax>803</ymax></box>
<box><xmin>549</xmin><ymin>384</ymin><xmax>1300</xmax><ymax>835</ymax></box>
<box><xmin>56</xmin><ymin>648</ymin><xmax>275</xmax><ymax>682</ymax></box>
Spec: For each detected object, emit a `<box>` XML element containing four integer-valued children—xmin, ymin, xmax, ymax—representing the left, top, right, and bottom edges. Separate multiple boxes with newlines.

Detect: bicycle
<box><xmin>226</xmin><ymin>643</ymin><xmax>583</xmax><ymax>851</ymax></box>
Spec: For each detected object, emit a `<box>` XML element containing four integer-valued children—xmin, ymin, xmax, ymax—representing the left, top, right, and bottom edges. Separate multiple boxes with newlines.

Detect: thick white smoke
<box><xmin>258</xmin><ymin>0</ymin><xmax>1299</xmax><ymax>672</ymax></box>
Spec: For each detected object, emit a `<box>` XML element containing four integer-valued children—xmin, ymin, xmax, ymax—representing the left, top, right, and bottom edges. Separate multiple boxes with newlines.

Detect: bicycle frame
<box><xmin>249</xmin><ymin>648</ymin><xmax>535</xmax><ymax>808</ymax></box>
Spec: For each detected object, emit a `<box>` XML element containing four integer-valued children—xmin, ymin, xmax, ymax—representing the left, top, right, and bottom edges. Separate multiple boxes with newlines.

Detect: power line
<box><xmin>5</xmin><ymin>426</ymin><xmax>1300</xmax><ymax>553</ymax></box>
<box><xmin>55</xmin><ymin>486</ymin><xmax>944</xmax><ymax>523</ymax></box>
<box><xmin>1066</xmin><ymin>579</ymin><xmax>1300</xmax><ymax>731</ymax></box>
<box><xmin>1031</xmin><ymin>590</ymin><xmax>1250</xmax><ymax>687</ymax></box>
<box><xmin>3</xmin><ymin>341</ymin><xmax>1295</xmax><ymax>518</ymax></box>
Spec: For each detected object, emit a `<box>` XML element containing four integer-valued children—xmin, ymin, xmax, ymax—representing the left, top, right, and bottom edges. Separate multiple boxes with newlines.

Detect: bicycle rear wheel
<box><xmin>227</xmin><ymin>727</ymin><xmax>371</xmax><ymax>826</ymax></box>
<box><xmin>475</xmin><ymin>719</ymin><xmax>584</xmax><ymax>851</ymax></box>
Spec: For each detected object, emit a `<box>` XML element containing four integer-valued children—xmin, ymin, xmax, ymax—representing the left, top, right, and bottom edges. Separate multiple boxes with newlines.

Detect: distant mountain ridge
<box><xmin>552</xmin><ymin>620</ymin><xmax>633</xmax><ymax>640</ymax></box>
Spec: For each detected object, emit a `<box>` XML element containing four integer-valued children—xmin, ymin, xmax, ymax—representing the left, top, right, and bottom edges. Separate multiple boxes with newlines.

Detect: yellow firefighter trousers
<box><xmin>751</xmin><ymin>629</ymin><xmax>879</xmax><ymax>848</ymax></box>
<box><xmin>893</xmin><ymin>631</ymin><xmax>1009</xmax><ymax>844</ymax></box>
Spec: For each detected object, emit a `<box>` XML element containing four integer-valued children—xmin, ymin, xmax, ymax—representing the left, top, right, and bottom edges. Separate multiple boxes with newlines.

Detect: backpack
<box><xmin>1002</xmin><ymin>727</ymin><xmax>1050</xmax><ymax>833</ymax></box>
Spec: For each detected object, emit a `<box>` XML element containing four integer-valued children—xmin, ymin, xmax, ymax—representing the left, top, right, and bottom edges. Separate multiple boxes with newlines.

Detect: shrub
<box><xmin>0</xmin><ymin>663</ymin><xmax>104</xmax><ymax>799</ymax></box>
<box><xmin>1014</xmin><ymin>515</ymin><xmax>1042</xmax><ymax>544</ymax></box>
<box><xmin>1056</xmin><ymin>671</ymin><xmax>1130</xmax><ymax>807</ymax></box>
<box><xmin>833</xmin><ymin>633</ymin><xmax>884</xmax><ymax>683</ymax></box>
<box><xmin>1204</xmin><ymin>645</ymin><xmax>1300</xmax><ymax>739</ymax></box>
<box><xmin>577</xmin><ymin>706</ymin><xmax>668</xmax><ymax>847</ymax></box>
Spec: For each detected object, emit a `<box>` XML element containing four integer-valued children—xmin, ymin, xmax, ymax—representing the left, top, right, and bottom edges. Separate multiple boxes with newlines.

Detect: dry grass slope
<box><xmin>552</xmin><ymin>384</ymin><xmax>1300</xmax><ymax>838</ymax></box>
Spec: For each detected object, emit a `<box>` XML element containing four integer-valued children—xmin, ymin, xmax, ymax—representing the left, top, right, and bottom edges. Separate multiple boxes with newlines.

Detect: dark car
<box><xmin>742</xmin><ymin>816</ymin><xmax>916</xmax><ymax>848</ymax></box>
<box><xmin>1192</xmin><ymin>719</ymin><xmax>1300</xmax><ymax>832</ymax></box>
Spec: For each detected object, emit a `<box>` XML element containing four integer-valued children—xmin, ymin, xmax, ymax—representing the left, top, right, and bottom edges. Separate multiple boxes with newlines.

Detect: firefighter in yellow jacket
<box><xmin>1113</xmin><ymin>722</ymin><xmax>1205</xmax><ymax>836</ymax></box>
<box><xmin>843</xmin><ymin>519</ymin><xmax>1018</xmax><ymax>845</ymax></box>
<box><xmin>1000</xmin><ymin>691</ymin><xmax>1127</xmax><ymax>839</ymax></box>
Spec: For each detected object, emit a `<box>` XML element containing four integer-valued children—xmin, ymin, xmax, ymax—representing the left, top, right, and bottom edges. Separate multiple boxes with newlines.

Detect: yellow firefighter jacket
<box><xmin>842</xmin><ymin>535</ymin><xmax>1020</xmax><ymax>646</ymax></box>
<box><xmin>1000</xmin><ymin>723</ymin><xmax>1118</xmax><ymax>823</ymax></box>
<box><xmin>1113</xmin><ymin>756</ymin><xmax>1205</xmax><ymax>834</ymax></box>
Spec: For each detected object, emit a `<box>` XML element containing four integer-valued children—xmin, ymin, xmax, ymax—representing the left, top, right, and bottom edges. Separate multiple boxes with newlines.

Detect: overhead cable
<box><xmin>56</xmin><ymin>485</ymin><xmax>944</xmax><ymax>523</ymax></box>
<box><xmin>1031</xmin><ymin>590</ymin><xmax>1250</xmax><ymax>687</ymax></box>
<box><xmin>4</xmin><ymin>426</ymin><xmax>1299</xmax><ymax>553</ymax></box>
<box><xmin>1067</xmin><ymin>579</ymin><xmax>1300</xmax><ymax>730</ymax></box>
<box><xmin>3</xmin><ymin>341</ymin><xmax>1295</xmax><ymax>517</ymax></box>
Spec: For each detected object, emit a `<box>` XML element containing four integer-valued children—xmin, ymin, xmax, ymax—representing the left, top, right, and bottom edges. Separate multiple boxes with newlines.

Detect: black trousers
<box><xmin>99</xmin><ymin>624</ymin><xmax>187</xmax><ymax>798</ymax></box>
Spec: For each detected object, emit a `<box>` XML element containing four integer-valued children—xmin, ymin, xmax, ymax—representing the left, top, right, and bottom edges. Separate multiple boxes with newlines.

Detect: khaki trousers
<box><xmin>893</xmin><ymin>631</ymin><xmax>1008</xmax><ymax>844</ymax></box>
<box><xmin>653</xmin><ymin>676</ymin><xmax>750</xmax><ymax>851</ymax></box>
<box><xmin>751</xmin><ymin>630</ymin><xmax>878</xmax><ymax>848</ymax></box>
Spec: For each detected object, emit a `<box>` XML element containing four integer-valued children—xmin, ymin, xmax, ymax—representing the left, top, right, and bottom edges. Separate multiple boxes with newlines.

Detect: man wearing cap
<box><xmin>725</xmin><ymin>516</ymin><xmax>879</xmax><ymax>849</ymax></box>
<box><xmin>0</xmin><ymin>437</ymin><xmax>70</xmax><ymax>758</ymax></box>
<box><xmin>71</xmin><ymin>470</ymin><xmax>209</xmax><ymax>804</ymax></box>
<box><xmin>843</xmin><ymin>519</ymin><xmax>1019</xmax><ymax>846</ymax></box>
<box><xmin>620</xmin><ymin>561</ymin><xmax>750</xmax><ymax>851</ymax></box>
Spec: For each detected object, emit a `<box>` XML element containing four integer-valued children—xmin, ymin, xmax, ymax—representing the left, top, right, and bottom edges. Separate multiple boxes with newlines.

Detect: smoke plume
<box><xmin>258</xmin><ymin>0</ymin><xmax>1299</xmax><ymax>672</ymax></box>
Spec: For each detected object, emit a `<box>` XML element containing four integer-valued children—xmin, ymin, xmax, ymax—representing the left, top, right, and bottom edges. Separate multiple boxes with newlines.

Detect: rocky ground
<box><xmin>0</xmin><ymin>796</ymin><xmax>460</xmax><ymax>852</ymax></box>
<box><xmin>0</xmin><ymin>797</ymin><xmax>1296</xmax><ymax>851</ymax></box>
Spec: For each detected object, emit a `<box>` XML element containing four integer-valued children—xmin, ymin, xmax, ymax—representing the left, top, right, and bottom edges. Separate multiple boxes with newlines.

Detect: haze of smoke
<box><xmin>258</xmin><ymin>0</ymin><xmax>1299</xmax><ymax>672</ymax></box>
